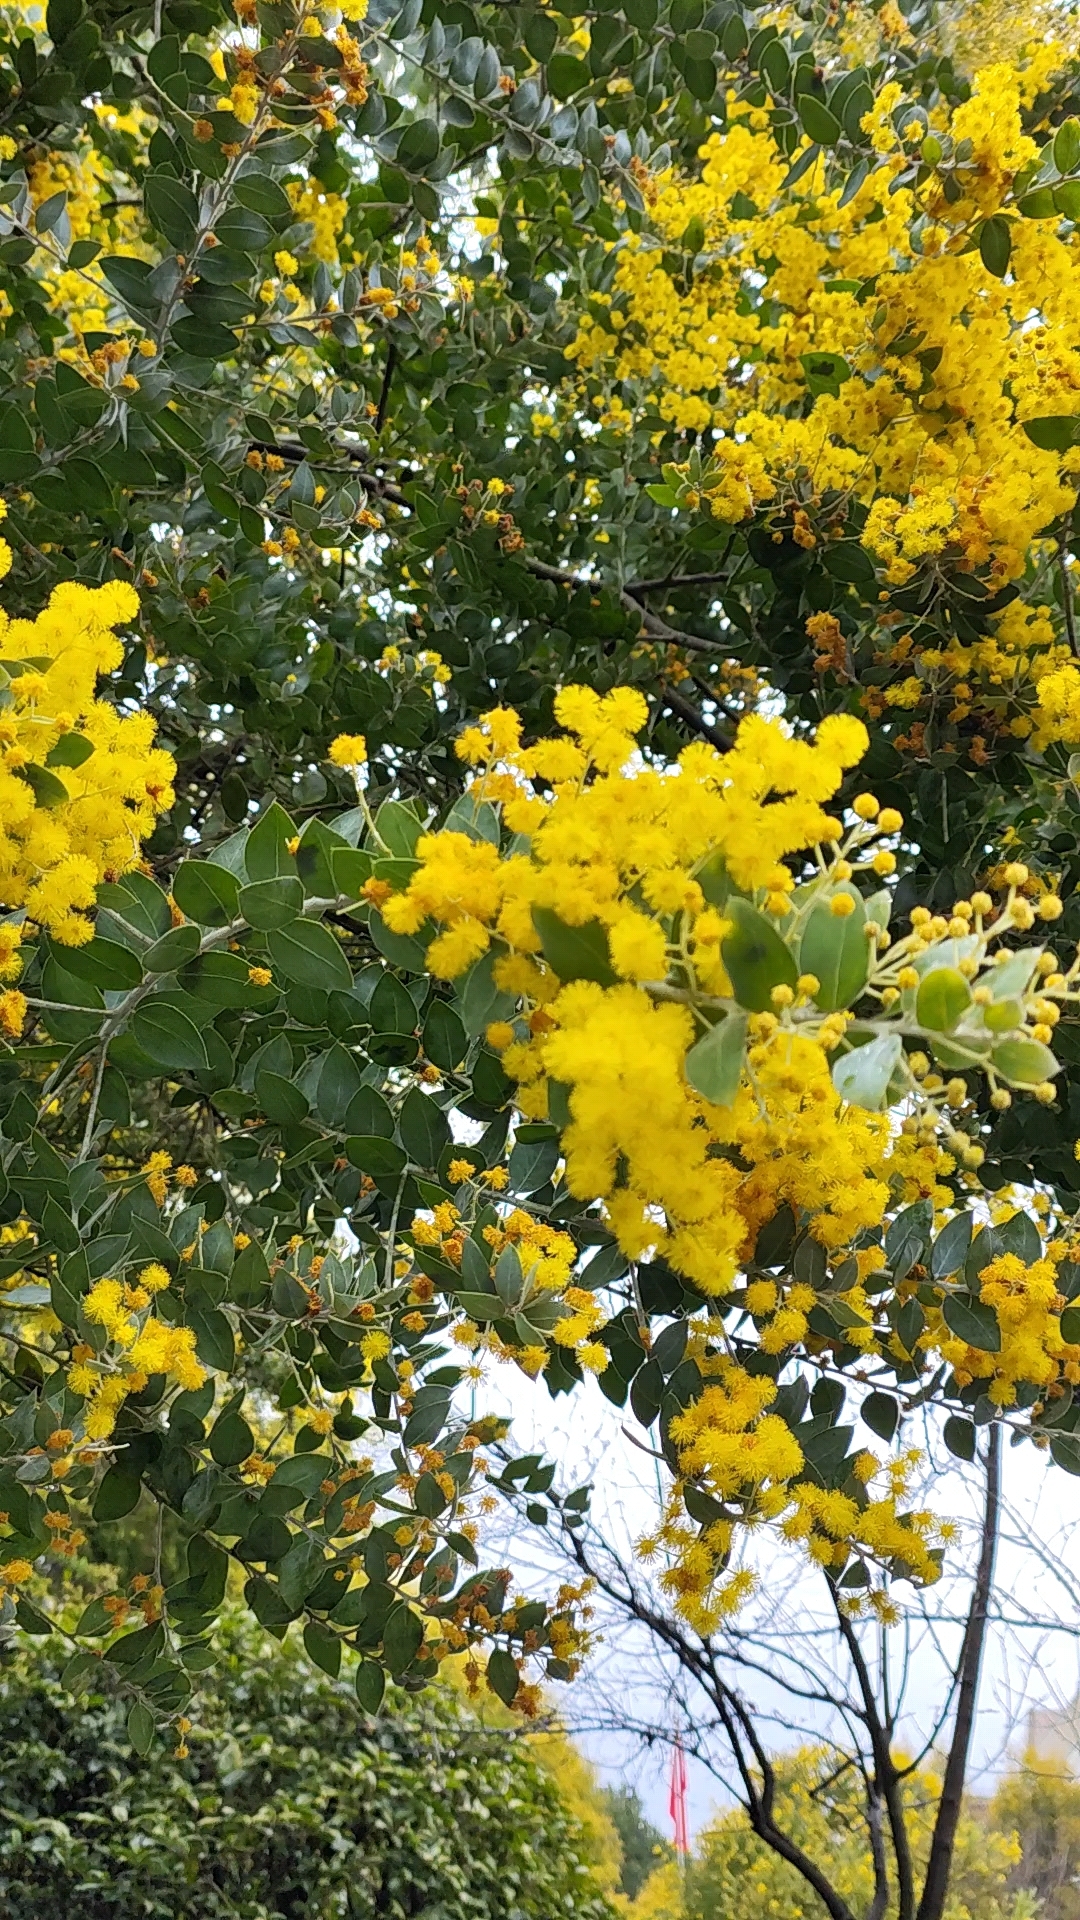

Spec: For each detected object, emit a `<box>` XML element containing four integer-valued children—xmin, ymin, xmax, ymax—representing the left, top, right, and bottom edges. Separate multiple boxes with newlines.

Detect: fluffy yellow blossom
<box><xmin>329</xmin><ymin>733</ymin><xmax>367</xmax><ymax>768</ymax></box>
<box><xmin>0</xmin><ymin>583</ymin><xmax>173</xmax><ymax>947</ymax></box>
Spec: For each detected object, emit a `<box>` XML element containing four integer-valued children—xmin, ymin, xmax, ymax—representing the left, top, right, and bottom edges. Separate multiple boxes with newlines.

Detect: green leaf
<box><xmin>375</xmin><ymin>799</ymin><xmax>425</xmax><ymax>857</ymax></box>
<box><xmin>1054</xmin><ymin>117</ymin><xmax>1080</xmax><ymax>176</ymax></box>
<box><xmin>822</xmin><ymin>542</ymin><xmax>875</xmax><ymax>584</ymax></box>
<box><xmin>266</xmin><ymin>921</ymin><xmax>353</xmax><ymax>991</ymax></box>
<box><xmin>355</xmin><ymin>1659</ymin><xmax>385</xmax><ymax>1712</ymax></box>
<box><xmin>1018</xmin><ymin>188</ymin><xmax>1058</xmax><ymax>218</ymax></box>
<box><xmin>93</xmin><ymin>1466</ymin><xmax>141</xmax><ymax>1520</ymax></box>
<box><xmin>548</xmin><ymin>52</ymin><xmax>590</xmax><ymax>93</ymax></box>
<box><xmin>458</xmin><ymin>950</ymin><xmax>516</xmax><ymax>1034</ymax></box>
<box><xmin>531</xmin><ymin>908</ymin><xmax>617</xmax><ymax>986</ymax></box>
<box><xmin>721</xmin><ymin>898</ymin><xmax>797</xmax><ymax>1011</ymax></box>
<box><xmin>234</xmin><ymin>173</ymin><xmax>293</xmax><ymax>220</ymax></box>
<box><xmin>943</xmin><ymin>1415</ymin><xmax>976</xmax><ymax>1461</ymax></box>
<box><xmin>799</xmin><ymin>889</ymin><xmax>868</xmax><ymax>1011</ymax></box>
<box><xmin>188</xmin><ymin>1307</ymin><xmax>236</xmax><ymax>1373</ymax></box>
<box><xmin>346</xmin><ymin>1135</ymin><xmax>407</xmax><ymax>1179</ymax></box>
<box><xmin>978</xmin><ymin>215</ymin><xmax>1011</xmax><ymax>278</ymax></box>
<box><xmin>423</xmin><ymin>999</ymin><xmax>466</xmax><ymax>1071</ymax></box>
<box><xmin>486</xmin><ymin>1646</ymin><xmax>520</xmax><ymax>1705</ymax></box>
<box><xmin>230</xmin><ymin>1241</ymin><xmax>271</xmax><ymax>1308</ymax></box>
<box><xmin>143</xmin><ymin>170</ymin><xmax>199</xmax><ymax>248</ymax></box>
<box><xmin>1021</xmin><ymin>415</ymin><xmax>1080</xmax><ymax>452</ymax></box>
<box><xmin>397</xmin><ymin>117</ymin><xmax>440</xmax><ymax>172</ymax></box>
<box><xmin>1058</xmin><ymin>1304</ymin><xmax>1080</xmax><ymax>1345</ymax></box>
<box><xmin>941</xmin><ymin>1292</ymin><xmax>1001</xmax><ymax>1352</ymax></box>
<box><xmin>1051</xmin><ymin>1433</ymin><xmax>1080</xmax><ymax>1475</ymax></box>
<box><xmin>991</xmin><ymin>1035</ymin><xmax>1059</xmax><ymax>1086</ymax></box>
<box><xmin>801</xmin><ymin>350</ymin><xmax>851</xmax><ymax>398</ymax></box>
<box><xmin>144</xmin><ymin>925</ymin><xmax>201</xmax><ymax>974</ymax></box>
<box><xmin>17</xmin><ymin>763</ymin><xmax>68</xmax><ymax>808</ymax></box>
<box><xmin>209</xmin><ymin>1410</ymin><xmax>254</xmax><ymax>1467</ymax></box>
<box><xmin>246</xmin><ymin>802</ymin><xmax>297</xmax><ymax>881</ymax></box>
<box><xmin>683</xmin><ymin>1010</ymin><xmax>748</xmax><ymax>1107</ymax></box>
<box><xmin>58</xmin><ymin>937</ymin><xmax>143</xmax><ymax>991</ymax></box>
<box><xmin>345</xmin><ymin>1085</ymin><xmax>395</xmax><ymax>1137</ymax></box>
<box><xmin>240</xmin><ymin>876</ymin><xmax>304</xmax><ymax>929</ymax></box>
<box><xmin>398</xmin><ymin>1087</ymin><xmax>449</xmax><ymax>1166</ymax></box>
<box><xmin>171</xmin><ymin>317</ymin><xmax>238</xmax><ymax>360</ymax></box>
<box><xmin>799</xmin><ymin>96</ymin><xmax>841</xmax><ymax>144</ymax></box>
<box><xmin>916</xmin><ymin>967</ymin><xmax>972</xmax><ymax>1032</ymax></box>
<box><xmin>303</xmin><ymin>1618</ymin><xmax>342</xmax><ymax>1678</ymax></box>
<box><xmin>382</xmin><ymin>1602</ymin><xmax>424</xmax><ymax>1673</ymax></box>
<box><xmin>931</xmin><ymin>1212</ymin><xmax>973</xmax><ymax>1279</ymax></box>
<box><xmin>126</xmin><ymin>1701</ymin><xmax>155</xmax><ymax>1757</ymax></box>
<box><xmin>861</xmin><ymin>1391</ymin><xmax>899</xmax><ymax>1442</ymax></box>
<box><xmin>45</xmin><ymin>731</ymin><xmax>94</xmax><ymax>768</ymax></box>
<box><xmin>832</xmin><ymin>1032</ymin><xmax>903</xmax><ymax>1110</ymax></box>
<box><xmin>172</xmin><ymin>860</ymin><xmax>241</xmax><ymax>927</ymax></box>
<box><xmin>131</xmin><ymin>1001</ymin><xmax>209</xmax><ymax>1072</ymax></box>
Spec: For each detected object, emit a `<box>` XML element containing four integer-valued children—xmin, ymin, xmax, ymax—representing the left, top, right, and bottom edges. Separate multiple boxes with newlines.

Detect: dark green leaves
<box><xmin>941</xmin><ymin>1293</ymin><xmax>1000</xmax><ymax>1353</ymax></box>
<box><xmin>1054</xmin><ymin>117</ymin><xmax>1080</xmax><ymax>176</ymax></box>
<box><xmin>355</xmin><ymin>1660</ymin><xmax>386</xmax><ymax>1712</ymax></box>
<box><xmin>978</xmin><ymin>216</ymin><xmax>1011</xmax><ymax>279</ymax></box>
<box><xmin>485</xmin><ymin>1646</ymin><xmax>519</xmax><ymax>1706</ymax></box>
<box><xmin>801</xmin><ymin>351</ymin><xmax>851</xmax><ymax>399</ymax></box>
<box><xmin>531</xmin><ymin>909</ymin><xmax>617</xmax><ymax>986</ymax></box>
<box><xmin>131</xmin><ymin>1001</ymin><xmax>209</xmax><ymax>1072</ymax></box>
<box><xmin>798</xmin><ymin>96</ymin><xmax>841</xmax><ymax>145</ymax></box>
<box><xmin>266</xmin><ymin>922</ymin><xmax>353</xmax><ymax>991</ymax></box>
<box><xmin>721</xmin><ymin>899</ymin><xmax>797</xmax><ymax>1011</ymax></box>
<box><xmin>930</xmin><ymin>1212</ymin><xmax>972</xmax><ymax>1279</ymax></box>
<box><xmin>943</xmin><ymin>1415</ymin><xmax>976</xmax><ymax>1461</ymax></box>
<box><xmin>861</xmin><ymin>1391</ymin><xmax>899</xmax><ymax>1443</ymax></box>
<box><xmin>1021</xmin><ymin>416</ymin><xmax>1080</xmax><ymax>453</ymax></box>
<box><xmin>143</xmin><ymin>171</ymin><xmax>199</xmax><ymax>249</ymax></box>
<box><xmin>173</xmin><ymin>861</ymin><xmax>241</xmax><ymax>927</ymax></box>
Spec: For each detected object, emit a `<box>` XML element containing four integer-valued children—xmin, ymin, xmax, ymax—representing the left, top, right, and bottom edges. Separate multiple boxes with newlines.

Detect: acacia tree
<box><xmin>2</xmin><ymin>0</ymin><xmax>1080</xmax><ymax>1832</ymax></box>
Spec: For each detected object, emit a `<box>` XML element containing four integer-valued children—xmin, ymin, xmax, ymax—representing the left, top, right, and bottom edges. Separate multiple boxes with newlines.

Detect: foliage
<box><xmin>604</xmin><ymin>1783</ymin><xmax>673</xmax><ymax>1901</ymax></box>
<box><xmin>0</xmin><ymin>1612</ymin><xmax>618</xmax><ymax>1919</ymax></box>
<box><xmin>2</xmin><ymin>0</ymin><xmax>1080</xmax><ymax>1813</ymax></box>
<box><xmin>629</xmin><ymin>1748</ymin><xmax>1035</xmax><ymax>1920</ymax></box>
<box><xmin>992</xmin><ymin>1758</ymin><xmax>1080</xmax><ymax>1920</ymax></box>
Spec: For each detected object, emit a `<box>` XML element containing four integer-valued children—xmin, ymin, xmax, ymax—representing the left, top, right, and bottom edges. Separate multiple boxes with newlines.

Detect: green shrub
<box><xmin>0</xmin><ymin>1621</ymin><xmax>616</xmax><ymax>1920</ymax></box>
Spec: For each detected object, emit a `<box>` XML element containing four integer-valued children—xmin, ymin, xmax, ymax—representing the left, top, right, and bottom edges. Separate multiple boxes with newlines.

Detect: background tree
<box><xmin>605</xmin><ymin>1783</ymin><xmax>674</xmax><ymax>1901</ymax></box>
<box><xmin>0</xmin><ymin>1611</ymin><xmax>620</xmax><ymax>1920</ymax></box>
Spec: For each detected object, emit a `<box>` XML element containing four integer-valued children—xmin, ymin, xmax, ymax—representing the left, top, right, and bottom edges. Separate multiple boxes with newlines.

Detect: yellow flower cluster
<box><xmin>559</xmin><ymin>55</ymin><xmax>1080</xmax><ymax>734</ymax></box>
<box><xmin>932</xmin><ymin>1245</ymin><xmax>1080</xmax><ymax>1407</ymax></box>
<box><xmin>0</xmin><ymin>581</ymin><xmax>174</xmax><ymax>949</ymax></box>
<box><xmin>70</xmin><ymin>1263</ymin><xmax>204</xmax><ymax>1439</ymax></box>
<box><xmin>378</xmin><ymin>689</ymin><xmax>913</xmax><ymax>1296</ymax></box>
<box><xmin>654</xmin><ymin>1362</ymin><xmax>942</xmax><ymax>1629</ymax></box>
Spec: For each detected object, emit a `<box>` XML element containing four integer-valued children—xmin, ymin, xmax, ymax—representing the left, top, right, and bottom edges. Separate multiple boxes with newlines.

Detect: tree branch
<box><xmin>557</xmin><ymin>1515</ymin><xmax>857</xmax><ymax>1920</ymax></box>
<box><xmin>915</xmin><ymin>1421</ymin><xmax>1001</xmax><ymax>1920</ymax></box>
<box><xmin>1060</xmin><ymin>531</ymin><xmax>1078</xmax><ymax>660</ymax></box>
<box><xmin>660</xmin><ymin>681</ymin><xmax>734</xmax><ymax>750</ymax></box>
<box><xmin>832</xmin><ymin>1590</ymin><xmax>915</xmax><ymax>1920</ymax></box>
<box><xmin>375</xmin><ymin>341</ymin><xmax>397</xmax><ymax>435</ymax></box>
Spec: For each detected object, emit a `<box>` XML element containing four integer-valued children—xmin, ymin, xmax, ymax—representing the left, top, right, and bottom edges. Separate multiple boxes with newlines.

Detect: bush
<box><xmin>0</xmin><ymin>1621</ymin><xmax>616</xmax><ymax>1920</ymax></box>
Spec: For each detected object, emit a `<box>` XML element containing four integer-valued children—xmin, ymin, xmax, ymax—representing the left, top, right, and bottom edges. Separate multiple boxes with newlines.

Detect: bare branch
<box><xmin>915</xmin><ymin>1422</ymin><xmax>1001</xmax><ymax>1920</ymax></box>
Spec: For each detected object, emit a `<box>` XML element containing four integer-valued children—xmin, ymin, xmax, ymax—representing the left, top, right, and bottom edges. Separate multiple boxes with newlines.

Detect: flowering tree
<box><xmin>2</xmin><ymin>0</ymin><xmax>1080</xmax><ymax>1858</ymax></box>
